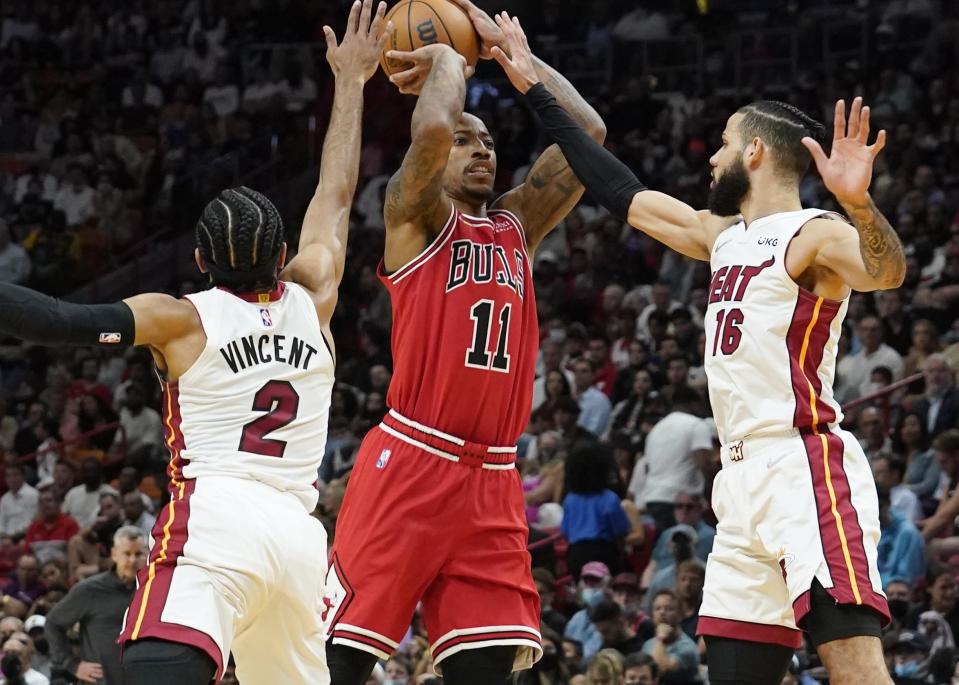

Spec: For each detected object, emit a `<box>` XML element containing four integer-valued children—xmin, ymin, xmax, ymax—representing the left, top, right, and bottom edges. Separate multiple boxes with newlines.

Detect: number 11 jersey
<box><xmin>173</xmin><ymin>282</ymin><xmax>334</xmax><ymax>511</ymax></box>
<box><xmin>704</xmin><ymin>208</ymin><xmax>849</xmax><ymax>445</ymax></box>
<box><xmin>379</xmin><ymin>206</ymin><xmax>538</xmax><ymax>446</ymax></box>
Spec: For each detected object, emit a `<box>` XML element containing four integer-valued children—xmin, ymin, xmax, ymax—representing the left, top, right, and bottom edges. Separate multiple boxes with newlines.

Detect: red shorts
<box><xmin>324</xmin><ymin>411</ymin><xmax>542</xmax><ymax>673</ymax></box>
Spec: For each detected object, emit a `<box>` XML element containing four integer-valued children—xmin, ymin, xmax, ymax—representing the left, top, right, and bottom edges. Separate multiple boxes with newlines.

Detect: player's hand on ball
<box><xmin>447</xmin><ymin>0</ymin><xmax>507</xmax><ymax>59</ymax></box>
<box><xmin>323</xmin><ymin>0</ymin><xmax>391</xmax><ymax>84</ymax></box>
<box><xmin>387</xmin><ymin>44</ymin><xmax>474</xmax><ymax>96</ymax></box>
<box><xmin>801</xmin><ymin>96</ymin><xmax>887</xmax><ymax>208</ymax></box>
<box><xmin>489</xmin><ymin>13</ymin><xmax>538</xmax><ymax>95</ymax></box>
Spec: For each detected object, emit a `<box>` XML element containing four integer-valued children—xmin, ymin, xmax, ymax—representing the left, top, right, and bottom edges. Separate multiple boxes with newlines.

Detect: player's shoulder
<box><xmin>797</xmin><ymin>210</ymin><xmax>856</xmax><ymax>242</ymax></box>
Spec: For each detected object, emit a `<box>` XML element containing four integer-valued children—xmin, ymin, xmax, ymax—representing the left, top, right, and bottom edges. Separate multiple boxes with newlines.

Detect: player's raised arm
<box><xmin>488</xmin><ymin>14</ymin><xmax>719</xmax><ymax>261</ymax></box>
<box><xmin>280</xmin><ymin>0</ymin><xmax>389</xmax><ymax>321</ymax></box>
<box><xmin>801</xmin><ymin>98</ymin><xmax>905</xmax><ymax>291</ymax></box>
<box><xmin>382</xmin><ymin>44</ymin><xmax>471</xmax><ymax>271</ymax></box>
<box><xmin>449</xmin><ymin>1</ymin><xmax>605</xmax><ymax>252</ymax></box>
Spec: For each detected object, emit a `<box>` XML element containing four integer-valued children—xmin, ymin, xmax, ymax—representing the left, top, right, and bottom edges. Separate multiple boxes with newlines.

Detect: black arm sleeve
<box><xmin>0</xmin><ymin>282</ymin><xmax>135</xmax><ymax>347</ymax></box>
<box><xmin>524</xmin><ymin>82</ymin><xmax>646</xmax><ymax>221</ymax></box>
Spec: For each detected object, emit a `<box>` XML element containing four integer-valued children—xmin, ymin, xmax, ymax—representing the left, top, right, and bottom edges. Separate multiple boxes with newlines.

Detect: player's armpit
<box><xmin>625</xmin><ymin>191</ymin><xmax>717</xmax><ymax>261</ymax></box>
<box><xmin>124</xmin><ymin>293</ymin><xmax>202</xmax><ymax>348</ymax></box>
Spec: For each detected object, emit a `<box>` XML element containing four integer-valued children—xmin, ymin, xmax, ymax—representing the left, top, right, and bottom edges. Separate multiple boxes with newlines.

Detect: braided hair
<box><xmin>736</xmin><ymin>100</ymin><xmax>827</xmax><ymax>177</ymax></box>
<box><xmin>195</xmin><ymin>186</ymin><xmax>285</xmax><ymax>291</ymax></box>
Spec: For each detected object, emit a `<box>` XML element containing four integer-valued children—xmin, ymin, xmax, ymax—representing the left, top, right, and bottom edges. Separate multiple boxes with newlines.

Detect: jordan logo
<box><xmin>729</xmin><ymin>441</ymin><xmax>745</xmax><ymax>462</ymax></box>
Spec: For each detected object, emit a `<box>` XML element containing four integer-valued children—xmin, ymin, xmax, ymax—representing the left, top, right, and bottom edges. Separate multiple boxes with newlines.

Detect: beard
<box><xmin>707</xmin><ymin>156</ymin><xmax>750</xmax><ymax>216</ymax></box>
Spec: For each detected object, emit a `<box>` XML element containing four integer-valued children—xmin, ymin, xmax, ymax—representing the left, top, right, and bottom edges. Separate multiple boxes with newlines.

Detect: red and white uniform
<box><xmin>119</xmin><ymin>282</ymin><xmax>334</xmax><ymax>684</ymax></box>
<box><xmin>697</xmin><ymin>209</ymin><xmax>889</xmax><ymax>648</ymax></box>
<box><xmin>326</xmin><ymin>206</ymin><xmax>542</xmax><ymax>673</ymax></box>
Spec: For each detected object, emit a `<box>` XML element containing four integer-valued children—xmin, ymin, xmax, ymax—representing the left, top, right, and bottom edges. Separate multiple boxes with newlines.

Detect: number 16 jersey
<box><xmin>379</xmin><ymin>206</ymin><xmax>538</xmax><ymax>446</ymax></box>
<box><xmin>172</xmin><ymin>282</ymin><xmax>334</xmax><ymax>511</ymax></box>
<box><xmin>704</xmin><ymin>208</ymin><xmax>849</xmax><ymax>445</ymax></box>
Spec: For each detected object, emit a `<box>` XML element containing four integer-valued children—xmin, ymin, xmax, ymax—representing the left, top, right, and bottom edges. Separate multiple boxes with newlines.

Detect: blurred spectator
<box><xmin>876</xmin><ymin>489</ymin><xmax>925</xmax><ymax>586</ymax></box>
<box><xmin>23</xmin><ymin>491</ymin><xmax>78</xmax><ymax>565</ymax></box>
<box><xmin>121</xmin><ymin>492</ymin><xmax>154</xmax><ymax>542</ymax></box>
<box><xmin>585</xmin><ymin>648</ymin><xmax>626</xmax><ymax>685</ymax></box>
<box><xmin>886</xmin><ymin>579</ymin><xmax>914</xmax><ymax>631</ymax></box>
<box><xmin>45</xmin><ymin>526</ymin><xmax>146</xmax><ymax>685</ymax></box>
<box><xmin>0</xmin><ymin>465</ymin><xmax>37</xmax><ymax>539</ymax></box>
<box><xmin>564</xmin><ymin>561</ymin><xmax>611</xmax><ymax>665</ymax></box>
<box><xmin>51</xmin><ymin>167</ymin><xmax>95</xmax><ymax>228</ymax></box>
<box><xmin>62</xmin><ymin>459</ymin><xmax>118</xmax><ymax>529</ymax></box>
<box><xmin>906</xmin><ymin>568</ymin><xmax>959</xmax><ymax>641</ymax></box>
<box><xmin>911</xmin><ymin>354</ymin><xmax>959</xmax><ymax>437</ymax></box>
<box><xmin>640</xmin><ymin>589</ymin><xmax>698</xmax><ymax>683</ymax></box>
<box><xmin>0</xmin><ymin>221</ymin><xmax>30</xmax><ymax>285</ymax></box>
<box><xmin>572</xmin><ymin>359</ymin><xmax>612</xmax><ymax>437</ymax></box>
<box><xmin>2</xmin><ymin>555</ymin><xmax>44</xmax><ymax>608</ymax></box>
<box><xmin>588</xmin><ymin>599</ymin><xmax>650</xmax><ymax>658</ymax></box>
<box><xmin>873</xmin><ymin>457</ymin><xmax>922</xmax><ymax>524</ymax></box>
<box><xmin>893</xmin><ymin>411</ymin><xmax>940</xmax><ymax>504</ymax></box>
<box><xmin>838</xmin><ymin>315</ymin><xmax>904</xmax><ymax>401</ymax></box>
<box><xmin>562</xmin><ymin>443</ymin><xmax>631</xmax><ymax>578</ymax></box>
<box><xmin>634</xmin><ymin>387</ymin><xmax>713</xmax><ymax>535</ymax></box>
<box><xmin>921</xmin><ymin>430</ymin><xmax>959</xmax><ymax>544</ymax></box>
<box><xmin>0</xmin><ymin>633</ymin><xmax>48</xmax><ymax>684</ymax></box>
<box><xmin>533</xmin><ymin>568</ymin><xmax>567</xmax><ymax>636</ymax></box>
<box><xmin>902</xmin><ymin>319</ymin><xmax>940</xmax><ymax>377</ymax></box>
<box><xmin>858</xmin><ymin>407</ymin><xmax>894</xmax><ymax>461</ymax></box>
<box><xmin>113</xmin><ymin>384</ymin><xmax>163</xmax><ymax>465</ymax></box>
<box><xmin>889</xmin><ymin>630</ymin><xmax>930</xmax><ymax>683</ymax></box>
<box><xmin>624</xmin><ymin>652</ymin><xmax>659</xmax><ymax>685</ymax></box>
<box><xmin>673</xmin><ymin>560</ymin><xmax>705</xmax><ymax>641</ymax></box>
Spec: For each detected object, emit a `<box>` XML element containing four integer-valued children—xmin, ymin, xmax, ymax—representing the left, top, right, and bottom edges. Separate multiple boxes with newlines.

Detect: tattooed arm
<box><xmin>802</xmin><ymin>98</ymin><xmax>906</xmax><ymax>291</ymax></box>
<box><xmin>492</xmin><ymin>54</ymin><xmax>606</xmax><ymax>253</ymax></box>
<box><xmin>382</xmin><ymin>45</ymin><xmax>467</xmax><ymax>272</ymax></box>
<box><xmin>809</xmin><ymin>196</ymin><xmax>906</xmax><ymax>291</ymax></box>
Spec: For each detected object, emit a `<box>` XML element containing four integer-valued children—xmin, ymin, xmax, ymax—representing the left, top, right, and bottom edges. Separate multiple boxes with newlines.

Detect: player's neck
<box><xmin>740</xmin><ymin>184</ymin><xmax>802</xmax><ymax>227</ymax></box>
<box><xmin>449</xmin><ymin>197</ymin><xmax>487</xmax><ymax>219</ymax></box>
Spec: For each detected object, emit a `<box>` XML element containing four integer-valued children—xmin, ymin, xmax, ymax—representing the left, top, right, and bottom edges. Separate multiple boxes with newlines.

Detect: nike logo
<box><xmin>714</xmin><ymin>239</ymin><xmax>733</xmax><ymax>253</ymax></box>
<box><xmin>766</xmin><ymin>453</ymin><xmax>790</xmax><ymax>469</ymax></box>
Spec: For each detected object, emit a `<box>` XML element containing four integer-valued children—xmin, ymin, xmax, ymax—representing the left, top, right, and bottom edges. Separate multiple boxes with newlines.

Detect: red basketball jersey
<box><xmin>378</xmin><ymin>206</ymin><xmax>538</xmax><ymax>446</ymax></box>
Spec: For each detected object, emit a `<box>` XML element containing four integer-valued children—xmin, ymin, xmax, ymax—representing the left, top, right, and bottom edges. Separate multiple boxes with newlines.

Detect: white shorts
<box><xmin>119</xmin><ymin>476</ymin><xmax>329</xmax><ymax>684</ymax></box>
<box><xmin>698</xmin><ymin>427</ymin><xmax>889</xmax><ymax>648</ymax></box>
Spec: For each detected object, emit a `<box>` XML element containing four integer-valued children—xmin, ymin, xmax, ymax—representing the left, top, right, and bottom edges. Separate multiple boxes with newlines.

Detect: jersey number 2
<box><xmin>239</xmin><ymin>380</ymin><xmax>300</xmax><ymax>458</ymax></box>
<box><xmin>466</xmin><ymin>299</ymin><xmax>512</xmax><ymax>372</ymax></box>
<box><xmin>712</xmin><ymin>308</ymin><xmax>744</xmax><ymax>356</ymax></box>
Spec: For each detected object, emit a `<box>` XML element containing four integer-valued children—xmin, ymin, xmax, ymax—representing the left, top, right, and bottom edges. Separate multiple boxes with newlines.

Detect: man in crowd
<box><xmin>641</xmin><ymin>589</ymin><xmax>699</xmax><ymax>682</ymax></box>
<box><xmin>62</xmin><ymin>459</ymin><xmax>117</xmax><ymax>528</ymax></box>
<box><xmin>873</xmin><ymin>456</ymin><xmax>921</xmax><ymax>523</ymax></box>
<box><xmin>675</xmin><ymin>559</ymin><xmax>705</xmax><ymax>640</ymax></box>
<box><xmin>876</xmin><ymin>490</ymin><xmax>925</xmax><ymax>587</ymax></box>
<box><xmin>46</xmin><ymin>526</ymin><xmax>146</xmax><ymax>685</ymax></box>
<box><xmin>589</xmin><ymin>599</ymin><xmax>650</xmax><ymax>655</ymax></box>
<box><xmin>23</xmin><ymin>491</ymin><xmax>79</xmax><ymax>564</ymax></box>
<box><xmin>838</xmin><ymin>315</ymin><xmax>904</xmax><ymax>401</ymax></box>
<box><xmin>563</xmin><ymin>562</ymin><xmax>611</xmax><ymax>665</ymax></box>
<box><xmin>858</xmin><ymin>407</ymin><xmax>893</xmax><ymax>460</ymax></box>
<box><xmin>0</xmin><ymin>465</ymin><xmax>38</xmax><ymax>539</ymax></box>
<box><xmin>911</xmin><ymin>354</ymin><xmax>959</xmax><ymax>438</ymax></box>
<box><xmin>625</xmin><ymin>652</ymin><xmax>660</xmax><ymax>685</ymax></box>
<box><xmin>121</xmin><ymin>492</ymin><xmax>155</xmax><ymax>541</ymax></box>
<box><xmin>635</xmin><ymin>388</ymin><xmax>713</xmax><ymax>534</ymax></box>
<box><xmin>643</xmin><ymin>494</ymin><xmax>716</xmax><ymax>590</ymax></box>
<box><xmin>2</xmin><ymin>555</ymin><xmax>45</xmax><ymax>608</ymax></box>
<box><xmin>573</xmin><ymin>358</ymin><xmax>612</xmax><ymax>436</ymax></box>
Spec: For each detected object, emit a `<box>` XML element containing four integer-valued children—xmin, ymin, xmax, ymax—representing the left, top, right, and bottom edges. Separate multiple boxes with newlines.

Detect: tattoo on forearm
<box><xmin>842</xmin><ymin>196</ymin><xmax>906</xmax><ymax>287</ymax></box>
<box><xmin>532</xmin><ymin>56</ymin><xmax>602</xmax><ymax>135</ymax></box>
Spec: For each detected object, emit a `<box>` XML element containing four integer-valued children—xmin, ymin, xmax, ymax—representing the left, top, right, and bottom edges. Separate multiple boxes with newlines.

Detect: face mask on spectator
<box><xmin>581</xmin><ymin>587</ymin><xmax>605</xmax><ymax>606</ymax></box>
<box><xmin>895</xmin><ymin>661</ymin><xmax>920</xmax><ymax>677</ymax></box>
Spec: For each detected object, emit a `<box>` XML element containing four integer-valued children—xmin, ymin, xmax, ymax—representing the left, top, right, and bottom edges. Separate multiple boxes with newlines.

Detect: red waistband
<box><xmin>379</xmin><ymin>411</ymin><xmax>516</xmax><ymax>467</ymax></box>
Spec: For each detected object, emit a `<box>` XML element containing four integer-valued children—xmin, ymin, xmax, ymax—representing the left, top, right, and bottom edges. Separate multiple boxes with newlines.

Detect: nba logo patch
<box><xmin>376</xmin><ymin>449</ymin><xmax>391</xmax><ymax>469</ymax></box>
<box><xmin>259</xmin><ymin>308</ymin><xmax>273</xmax><ymax>327</ymax></box>
<box><xmin>99</xmin><ymin>332</ymin><xmax>122</xmax><ymax>344</ymax></box>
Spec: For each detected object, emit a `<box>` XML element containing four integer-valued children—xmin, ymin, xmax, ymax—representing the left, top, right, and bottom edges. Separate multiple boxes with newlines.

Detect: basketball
<box><xmin>380</xmin><ymin>0</ymin><xmax>480</xmax><ymax>76</ymax></box>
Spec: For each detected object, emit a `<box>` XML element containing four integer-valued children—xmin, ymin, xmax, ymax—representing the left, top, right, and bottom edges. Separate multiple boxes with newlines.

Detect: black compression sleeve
<box><xmin>524</xmin><ymin>82</ymin><xmax>646</xmax><ymax>221</ymax></box>
<box><xmin>0</xmin><ymin>282</ymin><xmax>135</xmax><ymax>347</ymax></box>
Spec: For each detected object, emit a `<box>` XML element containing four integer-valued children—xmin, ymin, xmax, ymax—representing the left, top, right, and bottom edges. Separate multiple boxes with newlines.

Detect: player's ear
<box><xmin>194</xmin><ymin>248</ymin><xmax>208</xmax><ymax>274</ymax></box>
<box><xmin>744</xmin><ymin>137</ymin><xmax>764</xmax><ymax>169</ymax></box>
<box><xmin>276</xmin><ymin>243</ymin><xmax>288</xmax><ymax>270</ymax></box>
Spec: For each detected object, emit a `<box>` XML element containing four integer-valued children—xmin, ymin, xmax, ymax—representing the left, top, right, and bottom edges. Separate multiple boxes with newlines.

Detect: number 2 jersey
<box><xmin>168</xmin><ymin>282</ymin><xmax>334</xmax><ymax>511</ymax></box>
<box><xmin>704</xmin><ymin>208</ymin><xmax>849</xmax><ymax>445</ymax></box>
<box><xmin>379</xmin><ymin>206</ymin><xmax>538</xmax><ymax>446</ymax></box>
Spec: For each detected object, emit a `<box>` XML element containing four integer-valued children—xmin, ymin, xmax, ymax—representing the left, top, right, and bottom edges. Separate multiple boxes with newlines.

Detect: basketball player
<box><xmin>489</xmin><ymin>14</ymin><xmax>902</xmax><ymax>685</ymax></box>
<box><xmin>323</xmin><ymin>5</ymin><xmax>605</xmax><ymax>684</ymax></box>
<box><xmin>0</xmin><ymin>3</ymin><xmax>389</xmax><ymax>683</ymax></box>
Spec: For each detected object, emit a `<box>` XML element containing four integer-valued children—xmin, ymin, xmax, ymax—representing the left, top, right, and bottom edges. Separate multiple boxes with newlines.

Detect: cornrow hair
<box><xmin>737</xmin><ymin>100</ymin><xmax>827</xmax><ymax>176</ymax></box>
<box><xmin>195</xmin><ymin>186</ymin><xmax>285</xmax><ymax>291</ymax></box>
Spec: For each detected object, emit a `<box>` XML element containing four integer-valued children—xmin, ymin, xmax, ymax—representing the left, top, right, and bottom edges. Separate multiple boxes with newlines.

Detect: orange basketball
<box><xmin>380</xmin><ymin>0</ymin><xmax>480</xmax><ymax>76</ymax></box>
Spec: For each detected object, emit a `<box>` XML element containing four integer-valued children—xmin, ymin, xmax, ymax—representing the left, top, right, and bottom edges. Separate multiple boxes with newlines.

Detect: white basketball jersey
<box><xmin>704</xmin><ymin>209</ymin><xmax>848</xmax><ymax>444</ymax></box>
<box><xmin>167</xmin><ymin>282</ymin><xmax>333</xmax><ymax>511</ymax></box>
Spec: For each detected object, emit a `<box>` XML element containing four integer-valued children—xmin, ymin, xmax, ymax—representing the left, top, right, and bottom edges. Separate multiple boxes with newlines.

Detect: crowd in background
<box><xmin>1</xmin><ymin>0</ymin><xmax>959</xmax><ymax>683</ymax></box>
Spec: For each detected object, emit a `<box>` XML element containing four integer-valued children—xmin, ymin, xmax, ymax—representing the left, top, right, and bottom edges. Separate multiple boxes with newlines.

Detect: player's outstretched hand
<box><xmin>323</xmin><ymin>0</ymin><xmax>391</xmax><ymax>84</ymax></box>
<box><xmin>489</xmin><ymin>13</ymin><xmax>538</xmax><ymax>95</ymax></box>
<box><xmin>75</xmin><ymin>661</ymin><xmax>104</xmax><ymax>683</ymax></box>
<box><xmin>387</xmin><ymin>44</ymin><xmax>474</xmax><ymax>96</ymax></box>
<box><xmin>447</xmin><ymin>0</ymin><xmax>507</xmax><ymax>60</ymax></box>
<box><xmin>801</xmin><ymin>97</ymin><xmax>887</xmax><ymax>207</ymax></box>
